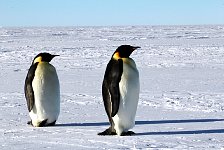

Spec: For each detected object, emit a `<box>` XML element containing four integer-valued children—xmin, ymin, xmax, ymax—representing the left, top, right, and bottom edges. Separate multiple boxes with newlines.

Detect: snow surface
<box><xmin>1</xmin><ymin>25</ymin><xmax>224</xmax><ymax>149</ymax></box>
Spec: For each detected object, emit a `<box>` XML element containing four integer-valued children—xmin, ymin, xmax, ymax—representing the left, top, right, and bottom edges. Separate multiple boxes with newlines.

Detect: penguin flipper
<box><xmin>24</xmin><ymin>63</ymin><xmax>38</xmax><ymax>112</ymax></box>
<box><xmin>102</xmin><ymin>83</ymin><xmax>113</xmax><ymax>121</ymax></box>
<box><xmin>103</xmin><ymin>59</ymin><xmax>123</xmax><ymax>117</ymax></box>
<box><xmin>110</xmin><ymin>59</ymin><xmax>123</xmax><ymax>117</ymax></box>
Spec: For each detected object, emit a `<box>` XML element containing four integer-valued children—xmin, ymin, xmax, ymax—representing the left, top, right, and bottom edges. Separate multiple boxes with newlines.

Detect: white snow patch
<box><xmin>1</xmin><ymin>25</ymin><xmax>224</xmax><ymax>149</ymax></box>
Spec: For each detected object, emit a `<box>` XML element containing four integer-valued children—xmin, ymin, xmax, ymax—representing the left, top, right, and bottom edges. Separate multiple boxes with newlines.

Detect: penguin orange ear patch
<box><xmin>113</xmin><ymin>52</ymin><xmax>121</xmax><ymax>60</ymax></box>
<box><xmin>33</xmin><ymin>56</ymin><xmax>42</xmax><ymax>64</ymax></box>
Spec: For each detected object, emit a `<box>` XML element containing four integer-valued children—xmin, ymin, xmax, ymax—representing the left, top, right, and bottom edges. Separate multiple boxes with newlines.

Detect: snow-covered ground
<box><xmin>0</xmin><ymin>25</ymin><xmax>224</xmax><ymax>149</ymax></box>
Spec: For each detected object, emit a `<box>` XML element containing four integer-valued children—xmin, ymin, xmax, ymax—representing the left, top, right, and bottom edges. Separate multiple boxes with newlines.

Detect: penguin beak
<box><xmin>51</xmin><ymin>55</ymin><xmax>59</xmax><ymax>61</ymax></box>
<box><xmin>52</xmin><ymin>54</ymin><xmax>60</xmax><ymax>57</ymax></box>
<box><xmin>132</xmin><ymin>46</ymin><xmax>141</xmax><ymax>51</ymax></box>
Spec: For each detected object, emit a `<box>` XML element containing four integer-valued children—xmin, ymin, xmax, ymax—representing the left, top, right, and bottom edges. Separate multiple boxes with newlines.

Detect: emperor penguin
<box><xmin>98</xmin><ymin>45</ymin><xmax>140</xmax><ymax>136</ymax></box>
<box><xmin>24</xmin><ymin>53</ymin><xmax>60</xmax><ymax>127</ymax></box>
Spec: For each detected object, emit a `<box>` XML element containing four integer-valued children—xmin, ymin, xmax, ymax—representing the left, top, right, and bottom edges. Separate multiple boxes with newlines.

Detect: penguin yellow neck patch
<box><xmin>33</xmin><ymin>56</ymin><xmax>42</xmax><ymax>64</ymax></box>
<box><xmin>113</xmin><ymin>52</ymin><xmax>120</xmax><ymax>60</ymax></box>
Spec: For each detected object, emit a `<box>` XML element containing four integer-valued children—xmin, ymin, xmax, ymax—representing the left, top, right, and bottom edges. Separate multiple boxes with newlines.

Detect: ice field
<box><xmin>0</xmin><ymin>25</ymin><xmax>224</xmax><ymax>149</ymax></box>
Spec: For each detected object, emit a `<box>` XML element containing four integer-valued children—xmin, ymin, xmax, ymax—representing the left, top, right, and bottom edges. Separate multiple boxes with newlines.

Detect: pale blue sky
<box><xmin>0</xmin><ymin>0</ymin><xmax>224</xmax><ymax>26</ymax></box>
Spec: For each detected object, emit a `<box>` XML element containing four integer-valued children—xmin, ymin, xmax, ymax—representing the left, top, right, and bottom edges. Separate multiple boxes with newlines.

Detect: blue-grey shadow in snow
<box><xmin>135</xmin><ymin>118</ymin><xmax>224</xmax><ymax>125</ymax></box>
<box><xmin>136</xmin><ymin>118</ymin><xmax>224</xmax><ymax>136</ymax></box>
<box><xmin>56</xmin><ymin>118</ymin><xmax>224</xmax><ymax>127</ymax></box>
<box><xmin>137</xmin><ymin>129</ymin><xmax>224</xmax><ymax>136</ymax></box>
<box><xmin>56</xmin><ymin>122</ymin><xmax>109</xmax><ymax>127</ymax></box>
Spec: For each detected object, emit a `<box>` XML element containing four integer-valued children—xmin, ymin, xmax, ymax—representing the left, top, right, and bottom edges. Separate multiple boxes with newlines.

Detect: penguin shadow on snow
<box><xmin>136</xmin><ymin>118</ymin><xmax>224</xmax><ymax>136</ymax></box>
<box><xmin>56</xmin><ymin>122</ymin><xmax>109</xmax><ymax>127</ymax></box>
<box><xmin>56</xmin><ymin>118</ymin><xmax>224</xmax><ymax>135</ymax></box>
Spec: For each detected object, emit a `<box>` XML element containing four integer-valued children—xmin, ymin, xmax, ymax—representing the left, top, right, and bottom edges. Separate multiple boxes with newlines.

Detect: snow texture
<box><xmin>0</xmin><ymin>25</ymin><xmax>224</xmax><ymax>149</ymax></box>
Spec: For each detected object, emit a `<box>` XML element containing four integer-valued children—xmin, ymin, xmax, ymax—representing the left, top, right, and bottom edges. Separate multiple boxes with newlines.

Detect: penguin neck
<box><xmin>33</xmin><ymin>61</ymin><xmax>50</xmax><ymax>65</ymax></box>
<box><xmin>112</xmin><ymin>54</ymin><xmax>136</xmax><ymax>69</ymax></box>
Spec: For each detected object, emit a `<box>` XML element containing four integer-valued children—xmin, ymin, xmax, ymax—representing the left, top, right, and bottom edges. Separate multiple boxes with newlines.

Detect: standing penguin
<box><xmin>98</xmin><ymin>45</ymin><xmax>140</xmax><ymax>136</ymax></box>
<box><xmin>25</xmin><ymin>53</ymin><xmax>60</xmax><ymax>127</ymax></box>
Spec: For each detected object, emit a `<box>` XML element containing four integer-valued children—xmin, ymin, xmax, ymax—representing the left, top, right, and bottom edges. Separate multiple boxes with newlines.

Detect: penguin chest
<box><xmin>113</xmin><ymin>59</ymin><xmax>140</xmax><ymax>134</ymax></box>
<box><xmin>118</xmin><ymin>61</ymin><xmax>140</xmax><ymax>119</ymax></box>
<box><xmin>31</xmin><ymin>63</ymin><xmax>60</xmax><ymax>122</ymax></box>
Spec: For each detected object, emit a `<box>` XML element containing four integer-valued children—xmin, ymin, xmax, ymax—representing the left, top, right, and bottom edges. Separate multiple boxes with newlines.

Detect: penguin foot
<box><xmin>38</xmin><ymin>119</ymin><xmax>48</xmax><ymax>127</ymax></box>
<box><xmin>38</xmin><ymin>119</ymin><xmax>57</xmax><ymax>127</ymax></box>
<box><xmin>27</xmin><ymin>121</ymin><xmax>33</xmax><ymax>126</ymax></box>
<box><xmin>47</xmin><ymin>120</ymin><xmax>56</xmax><ymax>126</ymax></box>
<box><xmin>98</xmin><ymin>128</ymin><xmax>117</xmax><ymax>136</ymax></box>
<box><xmin>29</xmin><ymin>119</ymin><xmax>57</xmax><ymax>127</ymax></box>
<box><xmin>121</xmin><ymin>131</ymin><xmax>135</xmax><ymax>136</ymax></box>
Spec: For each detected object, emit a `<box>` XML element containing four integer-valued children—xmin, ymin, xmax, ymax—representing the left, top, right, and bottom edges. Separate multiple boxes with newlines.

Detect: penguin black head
<box><xmin>113</xmin><ymin>45</ymin><xmax>140</xmax><ymax>60</ymax></box>
<box><xmin>33</xmin><ymin>53</ymin><xmax>59</xmax><ymax>64</ymax></box>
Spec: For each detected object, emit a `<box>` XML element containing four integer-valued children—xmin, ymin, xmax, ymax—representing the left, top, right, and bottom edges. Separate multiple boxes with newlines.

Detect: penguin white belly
<box><xmin>29</xmin><ymin>62</ymin><xmax>60</xmax><ymax>126</ymax></box>
<box><xmin>112</xmin><ymin>58</ymin><xmax>140</xmax><ymax>135</ymax></box>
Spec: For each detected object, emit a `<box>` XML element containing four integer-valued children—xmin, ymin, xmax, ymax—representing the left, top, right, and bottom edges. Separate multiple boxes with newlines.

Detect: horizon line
<box><xmin>1</xmin><ymin>24</ymin><xmax>224</xmax><ymax>28</ymax></box>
